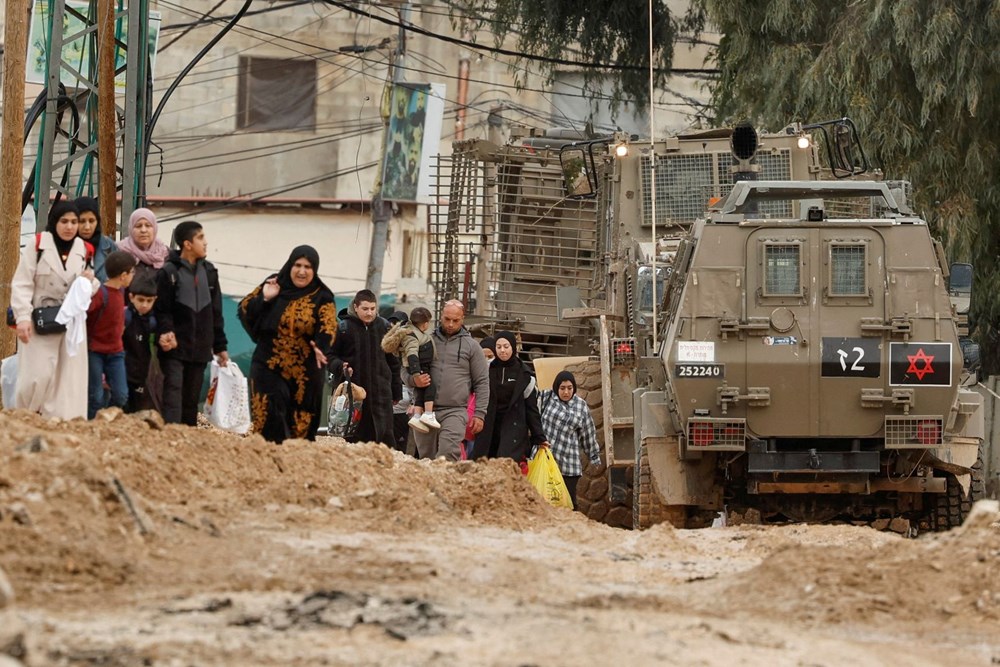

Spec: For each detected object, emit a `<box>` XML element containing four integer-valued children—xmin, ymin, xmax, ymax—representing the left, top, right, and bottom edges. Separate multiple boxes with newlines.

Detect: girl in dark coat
<box><xmin>471</xmin><ymin>330</ymin><xmax>547</xmax><ymax>463</ymax></box>
<box><xmin>74</xmin><ymin>197</ymin><xmax>117</xmax><ymax>282</ymax></box>
<box><xmin>329</xmin><ymin>289</ymin><xmax>402</xmax><ymax>446</ymax></box>
<box><xmin>238</xmin><ymin>246</ymin><xmax>338</xmax><ymax>443</ymax></box>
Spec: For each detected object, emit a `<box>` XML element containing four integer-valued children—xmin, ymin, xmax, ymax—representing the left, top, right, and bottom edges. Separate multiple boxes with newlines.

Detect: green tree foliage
<box><xmin>707</xmin><ymin>0</ymin><xmax>1000</xmax><ymax>370</ymax></box>
<box><xmin>452</xmin><ymin>0</ymin><xmax>704</xmax><ymax>109</ymax></box>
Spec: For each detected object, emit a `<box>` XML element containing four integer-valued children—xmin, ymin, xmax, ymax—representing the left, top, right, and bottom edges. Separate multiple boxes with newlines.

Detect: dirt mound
<box><xmin>0</xmin><ymin>409</ymin><xmax>557</xmax><ymax>599</ymax></box>
<box><xmin>714</xmin><ymin>503</ymin><xmax>1000</xmax><ymax>627</ymax></box>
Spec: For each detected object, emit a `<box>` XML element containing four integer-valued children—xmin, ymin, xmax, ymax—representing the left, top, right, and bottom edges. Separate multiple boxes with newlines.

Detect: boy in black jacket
<box><xmin>123</xmin><ymin>273</ymin><xmax>159</xmax><ymax>413</ymax></box>
<box><xmin>155</xmin><ymin>221</ymin><xmax>228</xmax><ymax>425</ymax></box>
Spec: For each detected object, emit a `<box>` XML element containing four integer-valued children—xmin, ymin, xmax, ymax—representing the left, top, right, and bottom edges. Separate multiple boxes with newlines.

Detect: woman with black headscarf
<box><xmin>471</xmin><ymin>330</ymin><xmax>547</xmax><ymax>463</ymax></box>
<box><xmin>10</xmin><ymin>200</ymin><xmax>99</xmax><ymax>419</ymax></box>
<box><xmin>74</xmin><ymin>197</ymin><xmax>117</xmax><ymax>281</ymax></box>
<box><xmin>238</xmin><ymin>246</ymin><xmax>338</xmax><ymax>442</ymax></box>
<box><xmin>538</xmin><ymin>370</ymin><xmax>602</xmax><ymax>510</ymax></box>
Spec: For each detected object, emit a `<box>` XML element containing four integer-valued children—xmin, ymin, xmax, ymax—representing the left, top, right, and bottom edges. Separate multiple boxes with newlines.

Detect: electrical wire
<box><xmin>155</xmin><ymin>159</ymin><xmax>380</xmax><ymax>222</ymax></box>
<box><xmin>26</xmin><ymin>0</ymin><xmax>714</xmax><ymax>207</ymax></box>
<box><xmin>142</xmin><ymin>0</ymin><xmax>253</xmax><ymax>198</ymax></box>
<box><xmin>150</xmin><ymin>0</ymin><xmax>708</xmax><ymax>135</ymax></box>
<box><xmin>321</xmin><ymin>0</ymin><xmax>718</xmax><ymax>75</ymax></box>
<box><xmin>158</xmin><ymin>0</ymin><xmax>227</xmax><ymax>53</ymax></box>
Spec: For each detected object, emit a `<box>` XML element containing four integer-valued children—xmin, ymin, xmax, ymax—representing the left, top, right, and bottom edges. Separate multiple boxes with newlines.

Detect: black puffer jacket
<box><xmin>471</xmin><ymin>357</ymin><xmax>545</xmax><ymax>462</ymax></box>
<box><xmin>329</xmin><ymin>307</ymin><xmax>402</xmax><ymax>444</ymax></box>
<box><xmin>155</xmin><ymin>252</ymin><xmax>227</xmax><ymax>364</ymax></box>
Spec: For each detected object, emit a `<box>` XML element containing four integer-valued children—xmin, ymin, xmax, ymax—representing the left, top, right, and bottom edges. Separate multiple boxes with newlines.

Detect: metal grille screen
<box><xmin>830</xmin><ymin>244</ymin><xmax>866</xmax><ymax>295</ymax></box>
<box><xmin>719</xmin><ymin>151</ymin><xmax>793</xmax><ymax>218</ymax></box>
<box><xmin>641</xmin><ymin>148</ymin><xmax>793</xmax><ymax>225</ymax></box>
<box><xmin>429</xmin><ymin>146</ymin><xmax>599</xmax><ymax>357</ymax></box>
<box><xmin>765</xmin><ymin>244</ymin><xmax>800</xmax><ymax>295</ymax></box>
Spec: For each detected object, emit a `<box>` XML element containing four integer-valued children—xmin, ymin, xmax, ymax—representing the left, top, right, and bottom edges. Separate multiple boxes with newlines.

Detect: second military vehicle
<box><xmin>563</xmin><ymin>121</ymin><xmax>985</xmax><ymax>530</ymax></box>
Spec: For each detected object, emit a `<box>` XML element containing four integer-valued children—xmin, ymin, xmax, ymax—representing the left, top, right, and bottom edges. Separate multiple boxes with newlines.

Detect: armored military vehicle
<box><xmin>562</xmin><ymin>122</ymin><xmax>986</xmax><ymax>530</ymax></box>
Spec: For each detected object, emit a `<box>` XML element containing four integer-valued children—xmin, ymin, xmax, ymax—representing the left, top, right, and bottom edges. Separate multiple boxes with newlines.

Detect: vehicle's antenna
<box><xmin>648</xmin><ymin>0</ymin><xmax>658</xmax><ymax>351</ymax></box>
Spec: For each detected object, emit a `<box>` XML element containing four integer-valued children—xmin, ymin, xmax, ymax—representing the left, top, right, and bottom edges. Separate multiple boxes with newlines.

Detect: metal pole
<box><xmin>474</xmin><ymin>107</ymin><xmax>503</xmax><ymax>316</ymax></box>
<box><xmin>36</xmin><ymin>0</ymin><xmax>69</xmax><ymax>228</ymax></box>
<box><xmin>0</xmin><ymin>0</ymin><xmax>28</xmax><ymax>359</ymax></box>
<box><xmin>121</xmin><ymin>0</ymin><xmax>148</xmax><ymax>228</ymax></box>
<box><xmin>97</xmin><ymin>0</ymin><xmax>117</xmax><ymax>235</ymax></box>
<box><xmin>647</xmin><ymin>0</ymin><xmax>658</xmax><ymax>351</ymax></box>
<box><xmin>365</xmin><ymin>1</ymin><xmax>410</xmax><ymax>296</ymax></box>
<box><xmin>454</xmin><ymin>18</ymin><xmax>470</xmax><ymax>141</ymax></box>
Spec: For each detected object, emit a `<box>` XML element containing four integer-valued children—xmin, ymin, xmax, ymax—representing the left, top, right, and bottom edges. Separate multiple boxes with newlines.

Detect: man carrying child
<box><xmin>398</xmin><ymin>306</ymin><xmax>440</xmax><ymax>433</ymax></box>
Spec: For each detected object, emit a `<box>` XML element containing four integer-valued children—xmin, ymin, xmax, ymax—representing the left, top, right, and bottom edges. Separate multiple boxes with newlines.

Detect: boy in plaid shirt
<box><xmin>538</xmin><ymin>370</ymin><xmax>601</xmax><ymax>510</ymax></box>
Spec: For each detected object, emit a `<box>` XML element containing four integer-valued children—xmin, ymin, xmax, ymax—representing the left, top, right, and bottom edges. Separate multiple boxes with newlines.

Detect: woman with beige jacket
<box><xmin>11</xmin><ymin>201</ymin><xmax>99</xmax><ymax>420</ymax></box>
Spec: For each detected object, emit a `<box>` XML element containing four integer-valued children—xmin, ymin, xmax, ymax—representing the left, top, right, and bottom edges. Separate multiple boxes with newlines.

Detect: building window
<box><xmin>237</xmin><ymin>57</ymin><xmax>316</xmax><ymax>132</ymax></box>
<box><xmin>830</xmin><ymin>244</ymin><xmax>867</xmax><ymax>295</ymax></box>
<box><xmin>764</xmin><ymin>243</ymin><xmax>801</xmax><ymax>296</ymax></box>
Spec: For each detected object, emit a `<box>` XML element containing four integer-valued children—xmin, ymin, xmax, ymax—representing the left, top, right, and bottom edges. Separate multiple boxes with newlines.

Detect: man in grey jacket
<box><xmin>411</xmin><ymin>300</ymin><xmax>490</xmax><ymax>460</ymax></box>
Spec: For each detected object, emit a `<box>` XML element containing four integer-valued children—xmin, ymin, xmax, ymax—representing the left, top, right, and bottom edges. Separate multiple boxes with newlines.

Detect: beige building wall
<box><xmin>3</xmin><ymin>1</ymin><xmax>715</xmax><ymax>300</ymax></box>
<box><xmin>148</xmin><ymin>203</ymin><xmax>428</xmax><ymax>300</ymax></box>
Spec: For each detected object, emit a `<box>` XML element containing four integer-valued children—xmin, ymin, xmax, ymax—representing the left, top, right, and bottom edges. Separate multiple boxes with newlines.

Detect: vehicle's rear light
<box><xmin>917</xmin><ymin>420</ymin><xmax>941</xmax><ymax>446</ymax></box>
<box><xmin>691</xmin><ymin>423</ymin><xmax>714</xmax><ymax>447</ymax></box>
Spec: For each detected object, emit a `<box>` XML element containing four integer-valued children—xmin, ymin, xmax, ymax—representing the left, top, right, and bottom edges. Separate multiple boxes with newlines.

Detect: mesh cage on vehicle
<box><xmin>884</xmin><ymin>415</ymin><xmax>945</xmax><ymax>448</ymax></box>
<box><xmin>685</xmin><ymin>418</ymin><xmax>747</xmax><ymax>451</ymax></box>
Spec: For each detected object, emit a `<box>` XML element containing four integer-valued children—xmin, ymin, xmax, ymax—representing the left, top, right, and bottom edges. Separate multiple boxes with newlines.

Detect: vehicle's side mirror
<box><xmin>948</xmin><ymin>262</ymin><xmax>973</xmax><ymax>297</ymax></box>
<box><xmin>559</xmin><ymin>146</ymin><xmax>597</xmax><ymax>198</ymax></box>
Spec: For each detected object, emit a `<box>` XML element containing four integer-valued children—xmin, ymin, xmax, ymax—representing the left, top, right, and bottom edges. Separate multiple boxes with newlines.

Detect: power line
<box><xmin>156</xmin><ymin>160</ymin><xmax>381</xmax><ymax>222</ymax></box>
<box><xmin>158</xmin><ymin>0</ymin><xmax>227</xmax><ymax>52</ymax></box>
<box><xmin>321</xmin><ymin>0</ymin><xmax>719</xmax><ymax>75</ymax></box>
<box><xmin>159</xmin><ymin>0</ymin><xmax>313</xmax><ymax>34</ymax></box>
<box><xmin>151</xmin><ymin>0</ymin><xmax>709</xmax><ymax>128</ymax></box>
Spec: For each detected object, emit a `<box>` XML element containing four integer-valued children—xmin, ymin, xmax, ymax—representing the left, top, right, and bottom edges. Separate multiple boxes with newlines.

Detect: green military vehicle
<box><xmin>561</xmin><ymin>121</ymin><xmax>986</xmax><ymax>531</ymax></box>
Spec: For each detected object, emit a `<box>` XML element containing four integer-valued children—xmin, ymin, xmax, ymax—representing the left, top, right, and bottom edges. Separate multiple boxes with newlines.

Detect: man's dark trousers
<box><xmin>161</xmin><ymin>356</ymin><xmax>208</xmax><ymax>426</ymax></box>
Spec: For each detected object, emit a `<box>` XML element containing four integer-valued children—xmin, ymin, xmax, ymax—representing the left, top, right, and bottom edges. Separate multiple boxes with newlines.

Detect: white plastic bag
<box><xmin>1</xmin><ymin>354</ymin><xmax>17</xmax><ymax>409</ymax></box>
<box><xmin>203</xmin><ymin>358</ymin><xmax>251</xmax><ymax>435</ymax></box>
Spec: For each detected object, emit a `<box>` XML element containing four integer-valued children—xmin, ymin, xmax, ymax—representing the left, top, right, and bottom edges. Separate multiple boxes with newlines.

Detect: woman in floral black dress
<box><xmin>239</xmin><ymin>246</ymin><xmax>337</xmax><ymax>442</ymax></box>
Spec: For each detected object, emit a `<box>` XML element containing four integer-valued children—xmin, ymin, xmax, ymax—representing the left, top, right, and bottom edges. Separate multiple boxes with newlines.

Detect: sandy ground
<box><xmin>2</xmin><ymin>408</ymin><xmax>1000</xmax><ymax>666</ymax></box>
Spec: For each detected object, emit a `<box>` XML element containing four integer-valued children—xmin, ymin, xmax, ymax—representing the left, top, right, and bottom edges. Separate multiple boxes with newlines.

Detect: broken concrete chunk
<box><xmin>14</xmin><ymin>436</ymin><xmax>48</xmax><ymax>453</ymax></box>
<box><xmin>132</xmin><ymin>410</ymin><xmax>165</xmax><ymax>430</ymax></box>
<box><xmin>0</xmin><ymin>566</ymin><xmax>14</xmax><ymax>608</ymax></box>
<box><xmin>96</xmin><ymin>407</ymin><xmax>124</xmax><ymax>422</ymax></box>
<box><xmin>7</xmin><ymin>504</ymin><xmax>30</xmax><ymax>527</ymax></box>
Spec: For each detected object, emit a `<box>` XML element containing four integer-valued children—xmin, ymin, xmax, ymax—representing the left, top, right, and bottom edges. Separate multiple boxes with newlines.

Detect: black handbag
<box><xmin>32</xmin><ymin>306</ymin><xmax>66</xmax><ymax>335</ymax></box>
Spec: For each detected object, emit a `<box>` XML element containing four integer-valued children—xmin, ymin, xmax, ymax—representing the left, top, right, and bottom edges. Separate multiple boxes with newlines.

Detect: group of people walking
<box><xmin>8</xmin><ymin>206</ymin><xmax>601</xmax><ymax>508</ymax></box>
<box><xmin>8</xmin><ymin>200</ymin><xmax>226</xmax><ymax>427</ymax></box>
<box><xmin>243</xmin><ymin>278</ymin><xmax>602</xmax><ymax>508</ymax></box>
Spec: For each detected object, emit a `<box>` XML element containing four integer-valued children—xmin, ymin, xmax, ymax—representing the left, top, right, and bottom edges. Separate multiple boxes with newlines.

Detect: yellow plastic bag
<box><xmin>527</xmin><ymin>447</ymin><xmax>573</xmax><ymax>509</ymax></box>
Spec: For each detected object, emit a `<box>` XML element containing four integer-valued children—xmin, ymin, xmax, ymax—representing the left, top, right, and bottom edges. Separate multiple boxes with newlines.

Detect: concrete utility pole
<box><xmin>365</xmin><ymin>1</ymin><xmax>410</xmax><ymax>296</ymax></box>
<box><xmin>97</xmin><ymin>0</ymin><xmax>117</xmax><ymax>236</ymax></box>
<box><xmin>0</xmin><ymin>0</ymin><xmax>28</xmax><ymax>359</ymax></box>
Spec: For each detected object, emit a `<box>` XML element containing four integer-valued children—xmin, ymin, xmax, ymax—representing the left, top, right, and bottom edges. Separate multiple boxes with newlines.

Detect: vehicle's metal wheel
<box><xmin>633</xmin><ymin>439</ymin><xmax>684</xmax><ymax>529</ymax></box>
<box><xmin>565</xmin><ymin>359</ymin><xmax>633</xmax><ymax>529</ymax></box>
<box><xmin>929</xmin><ymin>442</ymin><xmax>985</xmax><ymax>531</ymax></box>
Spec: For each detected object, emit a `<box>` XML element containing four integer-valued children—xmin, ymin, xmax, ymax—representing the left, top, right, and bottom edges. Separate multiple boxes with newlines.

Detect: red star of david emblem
<box><xmin>906</xmin><ymin>348</ymin><xmax>935</xmax><ymax>381</ymax></box>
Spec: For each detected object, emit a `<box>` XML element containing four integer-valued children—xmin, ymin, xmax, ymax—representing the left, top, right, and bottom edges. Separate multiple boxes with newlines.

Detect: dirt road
<box><xmin>1</xmin><ymin>409</ymin><xmax>999</xmax><ymax>666</ymax></box>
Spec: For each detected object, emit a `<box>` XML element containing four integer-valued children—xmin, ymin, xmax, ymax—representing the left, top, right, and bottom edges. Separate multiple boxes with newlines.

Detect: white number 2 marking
<box><xmin>837</xmin><ymin>347</ymin><xmax>866</xmax><ymax>372</ymax></box>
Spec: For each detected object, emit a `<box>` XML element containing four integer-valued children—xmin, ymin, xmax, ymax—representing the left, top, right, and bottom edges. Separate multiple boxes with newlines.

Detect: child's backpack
<box><xmin>380</xmin><ymin>321</ymin><xmax>409</xmax><ymax>355</ymax></box>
